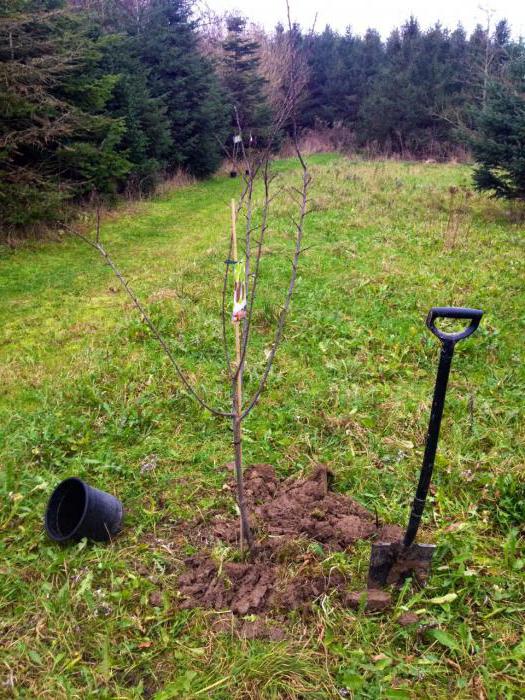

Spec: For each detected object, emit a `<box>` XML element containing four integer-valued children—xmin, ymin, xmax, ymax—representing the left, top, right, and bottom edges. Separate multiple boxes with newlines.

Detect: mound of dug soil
<box><xmin>178</xmin><ymin>464</ymin><xmax>402</xmax><ymax>615</ymax></box>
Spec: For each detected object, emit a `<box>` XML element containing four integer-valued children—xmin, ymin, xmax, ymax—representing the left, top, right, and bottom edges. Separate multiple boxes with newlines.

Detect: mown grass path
<box><xmin>1</xmin><ymin>155</ymin><xmax>524</xmax><ymax>698</ymax></box>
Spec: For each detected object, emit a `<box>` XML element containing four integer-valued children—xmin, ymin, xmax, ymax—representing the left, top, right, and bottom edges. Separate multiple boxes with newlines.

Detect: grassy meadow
<box><xmin>0</xmin><ymin>154</ymin><xmax>524</xmax><ymax>698</ymax></box>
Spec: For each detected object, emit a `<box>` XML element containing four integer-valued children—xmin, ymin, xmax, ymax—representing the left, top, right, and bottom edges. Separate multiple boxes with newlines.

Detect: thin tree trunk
<box><xmin>230</xmin><ymin>199</ymin><xmax>253</xmax><ymax>550</ymax></box>
<box><xmin>232</xmin><ymin>412</ymin><xmax>252</xmax><ymax>550</ymax></box>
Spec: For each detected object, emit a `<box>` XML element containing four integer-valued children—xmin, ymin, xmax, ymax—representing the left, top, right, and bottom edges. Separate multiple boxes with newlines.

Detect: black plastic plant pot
<box><xmin>45</xmin><ymin>477</ymin><xmax>123</xmax><ymax>543</ymax></box>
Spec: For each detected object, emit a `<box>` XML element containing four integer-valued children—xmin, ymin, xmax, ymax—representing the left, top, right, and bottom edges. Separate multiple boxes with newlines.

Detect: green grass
<box><xmin>1</xmin><ymin>154</ymin><xmax>524</xmax><ymax>698</ymax></box>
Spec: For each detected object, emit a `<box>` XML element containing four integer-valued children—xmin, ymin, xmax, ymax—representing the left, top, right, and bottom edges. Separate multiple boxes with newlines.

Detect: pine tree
<box><xmin>443</xmin><ymin>25</ymin><xmax>471</xmax><ymax>125</ymax></box>
<box><xmin>351</xmin><ymin>29</ymin><xmax>384</xmax><ymax>120</ymax></box>
<box><xmin>0</xmin><ymin>0</ymin><xmax>130</xmax><ymax>229</ymax></box>
<box><xmin>105</xmin><ymin>42</ymin><xmax>172</xmax><ymax>194</ymax></box>
<box><xmin>221</xmin><ymin>15</ymin><xmax>272</xmax><ymax>143</ymax></box>
<box><xmin>472</xmin><ymin>49</ymin><xmax>525</xmax><ymax>199</ymax></box>
<box><xmin>91</xmin><ymin>6</ymin><xmax>173</xmax><ymax>195</ymax></box>
<box><xmin>466</xmin><ymin>19</ymin><xmax>508</xmax><ymax>111</ymax></box>
<box><xmin>300</xmin><ymin>26</ymin><xmax>384</xmax><ymax>132</ymax></box>
<box><xmin>358</xmin><ymin>20</ymin><xmax>427</xmax><ymax>153</ymax></box>
<box><xmin>302</xmin><ymin>26</ymin><xmax>345</xmax><ymax>127</ymax></box>
<box><xmin>358</xmin><ymin>19</ymin><xmax>461</xmax><ymax>156</ymax></box>
<box><xmin>140</xmin><ymin>0</ymin><xmax>227</xmax><ymax>177</ymax></box>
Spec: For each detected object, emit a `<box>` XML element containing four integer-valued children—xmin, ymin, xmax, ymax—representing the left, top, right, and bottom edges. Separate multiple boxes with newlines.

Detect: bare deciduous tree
<box><xmin>69</xmin><ymin>8</ymin><xmax>310</xmax><ymax>552</ymax></box>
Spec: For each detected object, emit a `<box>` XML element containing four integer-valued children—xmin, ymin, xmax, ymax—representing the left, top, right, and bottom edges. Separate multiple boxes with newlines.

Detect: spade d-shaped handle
<box><xmin>426</xmin><ymin>307</ymin><xmax>483</xmax><ymax>344</ymax></box>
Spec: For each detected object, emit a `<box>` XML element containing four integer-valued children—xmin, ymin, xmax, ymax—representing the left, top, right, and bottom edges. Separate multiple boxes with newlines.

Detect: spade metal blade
<box><xmin>368</xmin><ymin>542</ymin><xmax>436</xmax><ymax>589</ymax></box>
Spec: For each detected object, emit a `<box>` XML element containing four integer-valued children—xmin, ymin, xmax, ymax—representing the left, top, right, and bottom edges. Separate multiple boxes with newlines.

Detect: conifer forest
<box><xmin>1</xmin><ymin>1</ymin><xmax>524</xmax><ymax>235</ymax></box>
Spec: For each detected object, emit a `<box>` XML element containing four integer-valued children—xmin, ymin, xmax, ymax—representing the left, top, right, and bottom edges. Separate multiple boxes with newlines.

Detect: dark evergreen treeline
<box><xmin>293</xmin><ymin>17</ymin><xmax>524</xmax><ymax>199</ymax></box>
<box><xmin>298</xmin><ymin>18</ymin><xmax>518</xmax><ymax>157</ymax></box>
<box><xmin>0</xmin><ymin>0</ymin><xmax>229</xmax><ymax>230</ymax></box>
<box><xmin>299</xmin><ymin>18</ymin><xmax>524</xmax><ymax>196</ymax></box>
<box><xmin>1</xmin><ymin>2</ymin><xmax>524</xmax><ymax>234</ymax></box>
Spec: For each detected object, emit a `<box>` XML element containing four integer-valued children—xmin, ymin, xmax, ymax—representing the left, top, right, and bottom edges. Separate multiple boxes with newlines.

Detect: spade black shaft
<box><xmin>368</xmin><ymin>306</ymin><xmax>483</xmax><ymax>588</ymax></box>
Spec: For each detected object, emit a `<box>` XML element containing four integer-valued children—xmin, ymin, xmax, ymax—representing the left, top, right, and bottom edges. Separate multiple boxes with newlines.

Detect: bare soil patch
<box><xmin>177</xmin><ymin>464</ymin><xmax>402</xmax><ymax>616</ymax></box>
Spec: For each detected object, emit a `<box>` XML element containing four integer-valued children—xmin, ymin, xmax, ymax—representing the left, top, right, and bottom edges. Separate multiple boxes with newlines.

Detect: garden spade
<box><xmin>368</xmin><ymin>306</ymin><xmax>483</xmax><ymax>588</ymax></box>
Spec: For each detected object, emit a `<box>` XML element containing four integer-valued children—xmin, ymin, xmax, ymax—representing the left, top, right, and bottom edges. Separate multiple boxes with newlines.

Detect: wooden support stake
<box><xmin>231</xmin><ymin>199</ymin><xmax>245</xmax><ymax>550</ymax></box>
<box><xmin>231</xmin><ymin>199</ymin><xmax>243</xmax><ymax>419</ymax></box>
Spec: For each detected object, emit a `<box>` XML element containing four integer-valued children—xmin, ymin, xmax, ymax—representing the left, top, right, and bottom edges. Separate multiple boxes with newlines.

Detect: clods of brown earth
<box><xmin>178</xmin><ymin>464</ymin><xmax>403</xmax><ymax>617</ymax></box>
<box><xmin>397</xmin><ymin>612</ymin><xmax>420</xmax><ymax>627</ymax></box>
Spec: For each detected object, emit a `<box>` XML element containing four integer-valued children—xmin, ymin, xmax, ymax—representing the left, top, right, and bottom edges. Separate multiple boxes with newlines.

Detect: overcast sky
<box><xmin>206</xmin><ymin>0</ymin><xmax>525</xmax><ymax>38</ymax></box>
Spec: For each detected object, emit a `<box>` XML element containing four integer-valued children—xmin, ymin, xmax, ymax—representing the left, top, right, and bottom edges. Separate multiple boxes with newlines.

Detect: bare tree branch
<box><xmin>66</xmin><ymin>224</ymin><xmax>233</xmax><ymax>419</ymax></box>
<box><xmin>239</xmin><ymin>0</ymin><xmax>311</xmax><ymax>420</ymax></box>
<box><xmin>241</xmin><ymin>166</ymin><xmax>310</xmax><ymax>419</ymax></box>
<box><xmin>237</xmin><ymin>0</ymin><xmax>311</xmax><ymax>419</ymax></box>
<box><xmin>95</xmin><ymin>200</ymin><xmax>101</xmax><ymax>244</ymax></box>
<box><xmin>232</xmin><ymin>157</ymin><xmax>274</xmax><ymax>382</ymax></box>
<box><xmin>67</xmin><ymin>3</ymin><xmax>311</xmax><ymax>553</ymax></box>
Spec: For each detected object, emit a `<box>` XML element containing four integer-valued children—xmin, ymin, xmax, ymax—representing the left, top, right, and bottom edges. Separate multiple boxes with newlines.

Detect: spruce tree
<box><xmin>358</xmin><ymin>19</ymin><xmax>460</xmax><ymax>156</ymax></box>
<box><xmin>472</xmin><ymin>50</ymin><xmax>525</xmax><ymax>199</ymax></box>
<box><xmin>358</xmin><ymin>20</ymin><xmax>426</xmax><ymax>153</ymax></box>
<box><xmin>301</xmin><ymin>26</ymin><xmax>384</xmax><ymax>131</ymax></box>
<box><xmin>302</xmin><ymin>26</ymin><xmax>344</xmax><ymax>127</ymax></box>
<box><xmin>96</xmin><ymin>24</ymin><xmax>173</xmax><ymax>195</ymax></box>
<box><xmin>221</xmin><ymin>15</ymin><xmax>272</xmax><ymax>143</ymax></box>
<box><xmin>140</xmin><ymin>0</ymin><xmax>227</xmax><ymax>178</ymax></box>
<box><xmin>0</xmin><ymin>0</ymin><xmax>129</xmax><ymax>229</ymax></box>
